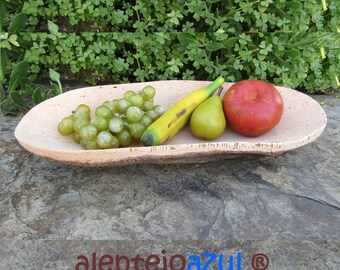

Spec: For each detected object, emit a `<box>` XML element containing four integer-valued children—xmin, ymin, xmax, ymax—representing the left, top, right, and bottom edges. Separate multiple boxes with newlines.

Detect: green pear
<box><xmin>190</xmin><ymin>95</ymin><xmax>226</xmax><ymax>140</ymax></box>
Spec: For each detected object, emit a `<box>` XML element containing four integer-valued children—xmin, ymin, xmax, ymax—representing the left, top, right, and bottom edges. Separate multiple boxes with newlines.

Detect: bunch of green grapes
<box><xmin>57</xmin><ymin>85</ymin><xmax>165</xmax><ymax>149</ymax></box>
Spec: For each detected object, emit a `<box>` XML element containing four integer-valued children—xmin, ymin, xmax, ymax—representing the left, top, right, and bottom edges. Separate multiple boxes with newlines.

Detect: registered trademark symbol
<box><xmin>251</xmin><ymin>253</ymin><xmax>269</xmax><ymax>270</ymax></box>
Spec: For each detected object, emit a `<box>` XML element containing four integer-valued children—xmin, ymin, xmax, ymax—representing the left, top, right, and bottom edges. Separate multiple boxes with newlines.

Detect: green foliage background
<box><xmin>9</xmin><ymin>0</ymin><xmax>340</xmax><ymax>92</ymax></box>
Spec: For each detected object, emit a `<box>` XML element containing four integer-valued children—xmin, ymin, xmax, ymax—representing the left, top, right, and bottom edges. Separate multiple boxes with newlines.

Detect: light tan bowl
<box><xmin>14</xmin><ymin>80</ymin><xmax>327</xmax><ymax>166</ymax></box>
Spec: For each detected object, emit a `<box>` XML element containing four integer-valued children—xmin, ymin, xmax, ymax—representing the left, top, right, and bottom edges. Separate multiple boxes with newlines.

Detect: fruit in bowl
<box><xmin>190</xmin><ymin>94</ymin><xmax>226</xmax><ymax>141</ymax></box>
<box><xmin>222</xmin><ymin>80</ymin><xmax>284</xmax><ymax>137</ymax></box>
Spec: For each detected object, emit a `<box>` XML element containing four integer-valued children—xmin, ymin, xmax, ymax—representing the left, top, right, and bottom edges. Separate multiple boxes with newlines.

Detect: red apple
<box><xmin>222</xmin><ymin>80</ymin><xmax>284</xmax><ymax>137</ymax></box>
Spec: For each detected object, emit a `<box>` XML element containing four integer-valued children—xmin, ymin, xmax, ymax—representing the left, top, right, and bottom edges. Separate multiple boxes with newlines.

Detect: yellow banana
<box><xmin>140</xmin><ymin>76</ymin><xmax>225</xmax><ymax>146</ymax></box>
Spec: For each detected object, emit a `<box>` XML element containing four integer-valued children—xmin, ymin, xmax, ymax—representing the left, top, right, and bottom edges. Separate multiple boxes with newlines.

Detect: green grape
<box><xmin>140</xmin><ymin>115</ymin><xmax>153</xmax><ymax>127</ymax></box>
<box><xmin>80</xmin><ymin>139</ymin><xmax>87</xmax><ymax>149</ymax></box>
<box><xmin>128</xmin><ymin>122</ymin><xmax>146</xmax><ymax>139</ymax></box>
<box><xmin>95</xmin><ymin>105</ymin><xmax>111</xmax><ymax>119</ymax></box>
<box><xmin>145</xmin><ymin>110</ymin><xmax>158</xmax><ymax>121</ymax></box>
<box><xmin>141</xmin><ymin>85</ymin><xmax>156</xmax><ymax>99</ymax></box>
<box><xmin>86</xmin><ymin>140</ymin><xmax>98</xmax><ymax>150</ymax></box>
<box><xmin>76</xmin><ymin>104</ymin><xmax>91</xmax><ymax>114</ymax></box>
<box><xmin>96</xmin><ymin>131</ymin><xmax>114</xmax><ymax>149</ymax></box>
<box><xmin>124</xmin><ymin>90</ymin><xmax>136</xmax><ymax>99</ymax></box>
<box><xmin>102</xmin><ymin>100</ymin><xmax>117</xmax><ymax>114</ymax></box>
<box><xmin>91</xmin><ymin>115</ymin><xmax>108</xmax><ymax>132</ymax></box>
<box><xmin>153</xmin><ymin>105</ymin><xmax>165</xmax><ymax>117</ymax></box>
<box><xmin>58</xmin><ymin>85</ymin><xmax>162</xmax><ymax>150</ymax></box>
<box><xmin>57</xmin><ymin>116</ymin><xmax>75</xmax><ymax>135</ymax></box>
<box><xmin>74</xmin><ymin>117</ymin><xmax>90</xmax><ymax>133</ymax></box>
<box><xmin>79</xmin><ymin>124</ymin><xmax>98</xmax><ymax>141</ymax></box>
<box><xmin>117</xmin><ymin>98</ymin><xmax>131</xmax><ymax>114</ymax></box>
<box><xmin>66</xmin><ymin>114</ymin><xmax>75</xmax><ymax>120</ymax></box>
<box><xmin>142</xmin><ymin>99</ymin><xmax>154</xmax><ymax>111</ymax></box>
<box><xmin>74</xmin><ymin>109</ymin><xmax>91</xmax><ymax>121</ymax></box>
<box><xmin>111</xmin><ymin>99</ymin><xmax>119</xmax><ymax>108</ymax></box>
<box><xmin>116</xmin><ymin>129</ymin><xmax>132</xmax><ymax>146</ymax></box>
<box><xmin>72</xmin><ymin>132</ymin><xmax>81</xmax><ymax>144</ymax></box>
<box><xmin>126</xmin><ymin>106</ymin><xmax>143</xmax><ymax>123</ymax></box>
<box><xmin>108</xmin><ymin>116</ymin><xmax>124</xmax><ymax>133</ymax></box>
<box><xmin>111</xmin><ymin>136</ymin><xmax>119</xmax><ymax>148</ymax></box>
<box><xmin>128</xmin><ymin>94</ymin><xmax>144</xmax><ymax>108</ymax></box>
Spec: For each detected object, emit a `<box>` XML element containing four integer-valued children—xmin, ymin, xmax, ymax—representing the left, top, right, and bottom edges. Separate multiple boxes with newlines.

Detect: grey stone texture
<box><xmin>0</xmin><ymin>94</ymin><xmax>339</xmax><ymax>269</ymax></box>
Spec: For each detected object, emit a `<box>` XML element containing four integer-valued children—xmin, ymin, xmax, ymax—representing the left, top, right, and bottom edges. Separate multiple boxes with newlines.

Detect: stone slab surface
<box><xmin>0</xmin><ymin>94</ymin><xmax>339</xmax><ymax>269</ymax></box>
<box><xmin>0</xmin><ymin>240</ymin><xmax>339</xmax><ymax>270</ymax></box>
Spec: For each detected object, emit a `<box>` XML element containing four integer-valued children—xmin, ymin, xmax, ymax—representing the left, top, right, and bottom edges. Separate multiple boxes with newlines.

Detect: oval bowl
<box><xmin>14</xmin><ymin>80</ymin><xmax>327</xmax><ymax>166</ymax></box>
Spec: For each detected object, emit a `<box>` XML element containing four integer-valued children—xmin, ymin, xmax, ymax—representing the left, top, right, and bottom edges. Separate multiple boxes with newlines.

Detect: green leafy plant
<box><xmin>17</xmin><ymin>0</ymin><xmax>338</xmax><ymax>94</ymax></box>
<box><xmin>1</xmin><ymin>0</ymin><xmax>339</xmax><ymax>115</ymax></box>
<box><xmin>0</xmin><ymin>1</ymin><xmax>63</xmax><ymax>115</ymax></box>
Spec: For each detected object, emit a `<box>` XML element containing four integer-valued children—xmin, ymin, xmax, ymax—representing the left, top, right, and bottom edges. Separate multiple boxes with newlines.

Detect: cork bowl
<box><xmin>14</xmin><ymin>80</ymin><xmax>327</xmax><ymax>166</ymax></box>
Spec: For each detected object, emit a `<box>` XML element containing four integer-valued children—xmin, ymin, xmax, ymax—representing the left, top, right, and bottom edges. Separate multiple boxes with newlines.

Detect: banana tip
<box><xmin>141</xmin><ymin>133</ymin><xmax>155</xmax><ymax>146</ymax></box>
